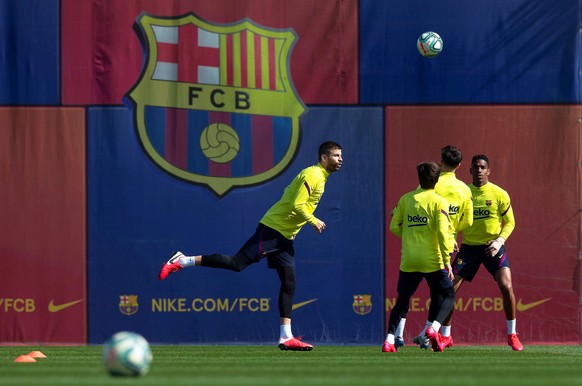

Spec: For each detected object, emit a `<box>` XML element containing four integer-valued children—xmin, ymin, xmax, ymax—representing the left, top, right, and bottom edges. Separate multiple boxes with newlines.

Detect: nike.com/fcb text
<box><xmin>152</xmin><ymin>298</ymin><xmax>271</xmax><ymax>313</ymax></box>
<box><xmin>385</xmin><ymin>297</ymin><xmax>550</xmax><ymax>313</ymax></box>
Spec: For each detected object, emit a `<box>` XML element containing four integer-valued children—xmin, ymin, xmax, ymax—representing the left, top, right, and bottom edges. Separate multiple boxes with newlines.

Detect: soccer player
<box><xmin>443</xmin><ymin>154</ymin><xmax>523</xmax><ymax>351</ymax></box>
<box><xmin>382</xmin><ymin>162</ymin><xmax>455</xmax><ymax>353</ymax></box>
<box><xmin>157</xmin><ymin>141</ymin><xmax>343</xmax><ymax>351</ymax></box>
<box><xmin>398</xmin><ymin>145</ymin><xmax>473</xmax><ymax>349</ymax></box>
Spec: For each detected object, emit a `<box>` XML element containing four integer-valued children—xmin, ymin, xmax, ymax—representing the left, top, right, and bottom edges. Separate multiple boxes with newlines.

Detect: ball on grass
<box><xmin>102</xmin><ymin>331</ymin><xmax>152</xmax><ymax>376</ymax></box>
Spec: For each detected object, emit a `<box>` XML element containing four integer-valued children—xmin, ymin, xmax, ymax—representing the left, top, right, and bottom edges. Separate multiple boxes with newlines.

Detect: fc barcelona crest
<box><xmin>126</xmin><ymin>12</ymin><xmax>306</xmax><ymax>196</ymax></box>
<box><xmin>352</xmin><ymin>294</ymin><xmax>372</xmax><ymax>316</ymax></box>
<box><xmin>119</xmin><ymin>295</ymin><xmax>139</xmax><ymax>316</ymax></box>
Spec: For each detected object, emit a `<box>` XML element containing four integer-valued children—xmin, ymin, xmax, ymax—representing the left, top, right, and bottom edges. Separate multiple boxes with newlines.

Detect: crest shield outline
<box><xmin>119</xmin><ymin>295</ymin><xmax>139</xmax><ymax>316</ymax></box>
<box><xmin>352</xmin><ymin>294</ymin><xmax>372</xmax><ymax>316</ymax></box>
<box><xmin>126</xmin><ymin>12</ymin><xmax>306</xmax><ymax>196</ymax></box>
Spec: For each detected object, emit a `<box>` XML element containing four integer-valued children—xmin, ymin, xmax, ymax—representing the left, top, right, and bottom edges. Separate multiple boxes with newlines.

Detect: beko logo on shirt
<box><xmin>449</xmin><ymin>204</ymin><xmax>460</xmax><ymax>215</ymax></box>
<box><xmin>407</xmin><ymin>214</ymin><xmax>428</xmax><ymax>226</ymax></box>
<box><xmin>474</xmin><ymin>208</ymin><xmax>490</xmax><ymax>218</ymax></box>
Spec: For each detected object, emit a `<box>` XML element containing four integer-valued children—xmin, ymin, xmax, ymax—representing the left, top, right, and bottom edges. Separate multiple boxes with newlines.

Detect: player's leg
<box><xmin>383</xmin><ymin>271</ymin><xmax>422</xmax><ymax>352</ymax></box>
<box><xmin>494</xmin><ymin>265</ymin><xmax>523</xmax><ymax>351</ymax></box>
<box><xmin>483</xmin><ymin>246</ymin><xmax>523</xmax><ymax>350</ymax></box>
<box><xmin>158</xmin><ymin>251</ymin><xmax>255</xmax><ymax>279</ymax></box>
<box><xmin>413</xmin><ymin>286</ymin><xmax>442</xmax><ymax>350</ymax></box>
<box><xmin>157</xmin><ymin>225</ymin><xmax>272</xmax><ymax>280</ymax></box>
<box><xmin>382</xmin><ymin>293</ymin><xmax>411</xmax><ymax>352</ymax></box>
<box><xmin>275</xmin><ymin>266</ymin><xmax>313</xmax><ymax>351</ymax></box>
<box><xmin>394</xmin><ymin>319</ymin><xmax>406</xmax><ymax>348</ymax></box>
<box><xmin>199</xmin><ymin>252</ymin><xmax>255</xmax><ymax>271</ymax></box>
<box><xmin>432</xmin><ymin>275</ymin><xmax>463</xmax><ymax>348</ymax></box>
<box><xmin>261</xmin><ymin>238</ymin><xmax>312</xmax><ymax>352</ymax></box>
<box><xmin>414</xmin><ymin>272</ymin><xmax>463</xmax><ymax>349</ymax></box>
<box><xmin>441</xmin><ymin>274</ymin><xmax>464</xmax><ymax>325</ymax></box>
<box><xmin>437</xmin><ymin>244</ymin><xmax>482</xmax><ymax>345</ymax></box>
<box><xmin>425</xmin><ymin>286</ymin><xmax>456</xmax><ymax>352</ymax></box>
<box><xmin>423</xmin><ymin>271</ymin><xmax>455</xmax><ymax>352</ymax></box>
<box><xmin>276</xmin><ymin>266</ymin><xmax>296</xmax><ymax>342</ymax></box>
<box><xmin>495</xmin><ymin>266</ymin><xmax>516</xmax><ymax>320</ymax></box>
<box><xmin>410</xmin><ymin>276</ymin><xmax>463</xmax><ymax>350</ymax></box>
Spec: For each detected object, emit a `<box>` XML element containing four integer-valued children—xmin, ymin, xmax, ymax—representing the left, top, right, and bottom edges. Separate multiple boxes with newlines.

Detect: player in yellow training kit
<box><xmin>445</xmin><ymin>154</ymin><xmax>523</xmax><ymax>351</ymax></box>
<box><xmin>395</xmin><ymin>145</ymin><xmax>473</xmax><ymax>349</ymax></box>
<box><xmin>158</xmin><ymin>141</ymin><xmax>343</xmax><ymax>351</ymax></box>
<box><xmin>382</xmin><ymin>162</ymin><xmax>455</xmax><ymax>353</ymax></box>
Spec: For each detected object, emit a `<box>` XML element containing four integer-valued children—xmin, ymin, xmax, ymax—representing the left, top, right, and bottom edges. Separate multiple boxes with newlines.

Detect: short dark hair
<box><xmin>471</xmin><ymin>154</ymin><xmax>489</xmax><ymax>167</ymax></box>
<box><xmin>441</xmin><ymin>145</ymin><xmax>463</xmax><ymax>168</ymax></box>
<box><xmin>417</xmin><ymin>161</ymin><xmax>441</xmax><ymax>189</ymax></box>
<box><xmin>318</xmin><ymin>141</ymin><xmax>342</xmax><ymax>159</ymax></box>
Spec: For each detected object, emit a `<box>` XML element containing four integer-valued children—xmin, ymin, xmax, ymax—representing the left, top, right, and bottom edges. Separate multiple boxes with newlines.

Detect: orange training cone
<box><xmin>14</xmin><ymin>355</ymin><xmax>36</xmax><ymax>363</ymax></box>
<box><xmin>28</xmin><ymin>351</ymin><xmax>47</xmax><ymax>358</ymax></box>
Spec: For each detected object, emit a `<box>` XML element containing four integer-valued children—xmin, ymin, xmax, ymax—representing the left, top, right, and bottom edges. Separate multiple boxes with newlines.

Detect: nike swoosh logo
<box><xmin>48</xmin><ymin>299</ymin><xmax>84</xmax><ymax>312</ymax></box>
<box><xmin>516</xmin><ymin>298</ymin><xmax>551</xmax><ymax>312</ymax></box>
<box><xmin>292</xmin><ymin>298</ymin><xmax>317</xmax><ymax>310</ymax></box>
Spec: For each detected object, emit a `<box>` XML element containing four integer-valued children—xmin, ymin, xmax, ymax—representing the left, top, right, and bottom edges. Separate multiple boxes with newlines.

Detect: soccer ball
<box><xmin>417</xmin><ymin>31</ymin><xmax>443</xmax><ymax>58</ymax></box>
<box><xmin>102</xmin><ymin>331</ymin><xmax>153</xmax><ymax>376</ymax></box>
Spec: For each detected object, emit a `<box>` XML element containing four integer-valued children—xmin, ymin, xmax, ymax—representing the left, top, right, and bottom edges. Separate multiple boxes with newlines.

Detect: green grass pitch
<box><xmin>1</xmin><ymin>345</ymin><xmax>581</xmax><ymax>386</ymax></box>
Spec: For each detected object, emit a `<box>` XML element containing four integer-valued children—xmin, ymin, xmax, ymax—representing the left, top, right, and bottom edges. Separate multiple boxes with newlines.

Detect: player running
<box><xmin>158</xmin><ymin>141</ymin><xmax>343</xmax><ymax>351</ymax></box>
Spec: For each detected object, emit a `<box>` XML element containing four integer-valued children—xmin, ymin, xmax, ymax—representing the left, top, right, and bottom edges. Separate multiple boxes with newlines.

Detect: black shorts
<box><xmin>237</xmin><ymin>223</ymin><xmax>295</xmax><ymax>269</ymax></box>
<box><xmin>452</xmin><ymin>243</ymin><xmax>510</xmax><ymax>282</ymax></box>
<box><xmin>396</xmin><ymin>269</ymin><xmax>454</xmax><ymax>296</ymax></box>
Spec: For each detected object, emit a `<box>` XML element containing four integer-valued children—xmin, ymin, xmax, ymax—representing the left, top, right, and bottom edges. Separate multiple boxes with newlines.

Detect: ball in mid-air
<box><xmin>102</xmin><ymin>331</ymin><xmax>153</xmax><ymax>376</ymax></box>
<box><xmin>417</xmin><ymin>31</ymin><xmax>443</xmax><ymax>58</ymax></box>
<box><xmin>200</xmin><ymin>123</ymin><xmax>240</xmax><ymax>163</ymax></box>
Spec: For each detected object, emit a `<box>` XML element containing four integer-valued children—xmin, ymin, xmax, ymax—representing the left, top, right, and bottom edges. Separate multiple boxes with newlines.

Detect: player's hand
<box><xmin>453</xmin><ymin>241</ymin><xmax>459</xmax><ymax>253</ymax></box>
<box><xmin>312</xmin><ymin>219</ymin><xmax>326</xmax><ymax>234</ymax></box>
<box><xmin>486</xmin><ymin>237</ymin><xmax>505</xmax><ymax>257</ymax></box>
<box><xmin>445</xmin><ymin>263</ymin><xmax>454</xmax><ymax>281</ymax></box>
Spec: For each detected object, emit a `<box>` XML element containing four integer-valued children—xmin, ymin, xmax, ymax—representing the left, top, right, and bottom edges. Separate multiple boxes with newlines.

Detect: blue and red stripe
<box><xmin>143</xmin><ymin>106</ymin><xmax>292</xmax><ymax>178</ymax></box>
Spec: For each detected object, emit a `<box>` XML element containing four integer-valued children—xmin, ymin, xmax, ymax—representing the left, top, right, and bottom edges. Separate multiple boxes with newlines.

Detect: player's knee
<box><xmin>281</xmin><ymin>274</ymin><xmax>296</xmax><ymax>295</ymax></box>
<box><xmin>231</xmin><ymin>255</ymin><xmax>252</xmax><ymax>272</ymax></box>
<box><xmin>499</xmin><ymin>281</ymin><xmax>513</xmax><ymax>295</ymax></box>
<box><xmin>496</xmin><ymin>276</ymin><xmax>513</xmax><ymax>293</ymax></box>
<box><xmin>282</xmin><ymin>282</ymin><xmax>295</xmax><ymax>296</ymax></box>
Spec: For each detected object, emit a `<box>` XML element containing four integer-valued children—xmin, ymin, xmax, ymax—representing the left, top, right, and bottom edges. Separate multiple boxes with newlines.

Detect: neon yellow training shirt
<box><xmin>260</xmin><ymin>163</ymin><xmax>328</xmax><ymax>240</ymax></box>
<box><xmin>462</xmin><ymin>181</ymin><xmax>515</xmax><ymax>245</ymax></box>
<box><xmin>435</xmin><ymin>172</ymin><xmax>474</xmax><ymax>234</ymax></box>
<box><xmin>390</xmin><ymin>187</ymin><xmax>454</xmax><ymax>272</ymax></box>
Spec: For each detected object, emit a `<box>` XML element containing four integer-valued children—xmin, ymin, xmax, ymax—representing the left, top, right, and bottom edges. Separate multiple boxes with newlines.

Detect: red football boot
<box><xmin>158</xmin><ymin>251</ymin><xmax>184</xmax><ymax>280</ymax></box>
<box><xmin>508</xmin><ymin>333</ymin><xmax>524</xmax><ymax>351</ymax></box>
<box><xmin>425</xmin><ymin>327</ymin><xmax>446</xmax><ymax>352</ymax></box>
<box><xmin>441</xmin><ymin>334</ymin><xmax>454</xmax><ymax>348</ymax></box>
<box><xmin>278</xmin><ymin>337</ymin><xmax>314</xmax><ymax>351</ymax></box>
